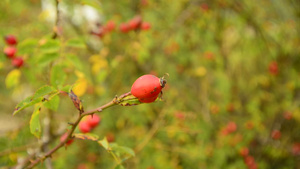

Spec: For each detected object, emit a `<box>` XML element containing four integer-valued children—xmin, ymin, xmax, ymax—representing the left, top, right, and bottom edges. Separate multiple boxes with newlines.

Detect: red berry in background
<box><xmin>86</xmin><ymin>114</ymin><xmax>101</xmax><ymax>128</ymax></box>
<box><xmin>140</xmin><ymin>22</ymin><xmax>151</xmax><ymax>30</ymax></box>
<box><xmin>226</xmin><ymin>121</ymin><xmax>237</xmax><ymax>133</ymax></box>
<box><xmin>239</xmin><ymin>147</ymin><xmax>249</xmax><ymax>157</ymax></box>
<box><xmin>79</xmin><ymin>121</ymin><xmax>91</xmax><ymax>133</ymax></box>
<box><xmin>60</xmin><ymin>132</ymin><xmax>74</xmax><ymax>145</ymax></box>
<box><xmin>4</xmin><ymin>46</ymin><xmax>17</xmax><ymax>58</ymax></box>
<box><xmin>174</xmin><ymin>112</ymin><xmax>185</xmax><ymax>120</ymax></box>
<box><xmin>4</xmin><ymin>35</ymin><xmax>17</xmax><ymax>45</ymax></box>
<box><xmin>200</xmin><ymin>3</ymin><xmax>209</xmax><ymax>12</ymax></box>
<box><xmin>283</xmin><ymin>111</ymin><xmax>292</xmax><ymax>120</ymax></box>
<box><xmin>77</xmin><ymin>163</ymin><xmax>88</xmax><ymax>169</ymax></box>
<box><xmin>119</xmin><ymin>23</ymin><xmax>130</xmax><ymax>33</ymax></box>
<box><xmin>11</xmin><ymin>57</ymin><xmax>24</xmax><ymax>68</ymax></box>
<box><xmin>129</xmin><ymin>16</ymin><xmax>142</xmax><ymax>30</ymax></box>
<box><xmin>244</xmin><ymin>155</ymin><xmax>255</xmax><ymax>167</ymax></box>
<box><xmin>131</xmin><ymin>74</ymin><xmax>166</xmax><ymax>103</ymax></box>
<box><xmin>106</xmin><ymin>132</ymin><xmax>115</xmax><ymax>143</ymax></box>
<box><xmin>268</xmin><ymin>61</ymin><xmax>278</xmax><ymax>75</ymax></box>
<box><xmin>292</xmin><ymin>143</ymin><xmax>300</xmax><ymax>156</ymax></box>
<box><xmin>104</xmin><ymin>20</ymin><xmax>115</xmax><ymax>32</ymax></box>
<box><xmin>271</xmin><ymin>129</ymin><xmax>281</xmax><ymax>140</ymax></box>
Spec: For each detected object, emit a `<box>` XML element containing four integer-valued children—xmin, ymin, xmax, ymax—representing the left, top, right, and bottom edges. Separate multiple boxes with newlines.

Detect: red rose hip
<box><xmin>79</xmin><ymin>121</ymin><xmax>91</xmax><ymax>133</ymax></box>
<box><xmin>128</xmin><ymin>16</ymin><xmax>142</xmax><ymax>30</ymax></box>
<box><xmin>4</xmin><ymin>46</ymin><xmax>17</xmax><ymax>58</ymax></box>
<box><xmin>120</xmin><ymin>23</ymin><xmax>130</xmax><ymax>33</ymax></box>
<box><xmin>140</xmin><ymin>22</ymin><xmax>151</xmax><ymax>30</ymax></box>
<box><xmin>131</xmin><ymin>74</ymin><xmax>166</xmax><ymax>103</ymax></box>
<box><xmin>4</xmin><ymin>35</ymin><xmax>17</xmax><ymax>45</ymax></box>
<box><xmin>12</xmin><ymin>57</ymin><xmax>24</xmax><ymax>68</ymax></box>
<box><xmin>86</xmin><ymin>114</ymin><xmax>101</xmax><ymax>128</ymax></box>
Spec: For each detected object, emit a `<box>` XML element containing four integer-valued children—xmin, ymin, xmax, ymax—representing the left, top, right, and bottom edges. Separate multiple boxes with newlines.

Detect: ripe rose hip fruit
<box><xmin>129</xmin><ymin>16</ymin><xmax>142</xmax><ymax>30</ymax></box>
<box><xmin>271</xmin><ymin>130</ymin><xmax>281</xmax><ymax>140</ymax></box>
<box><xmin>12</xmin><ymin>57</ymin><xmax>24</xmax><ymax>68</ymax></box>
<box><xmin>86</xmin><ymin>114</ymin><xmax>101</xmax><ymax>128</ymax></box>
<box><xmin>131</xmin><ymin>74</ymin><xmax>166</xmax><ymax>103</ymax></box>
<box><xmin>79</xmin><ymin>121</ymin><xmax>91</xmax><ymax>133</ymax></box>
<box><xmin>4</xmin><ymin>46</ymin><xmax>17</xmax><ymax>58</ymax></box>
<box><xmin>60</xmin><ymin>132</ymin><xmax>74</xmax><ymax>145</ymax></box>
<box><xmin>119</xmin><ymin>23</ymin><xmax>130</xmax><ymax>33</ymax></box>
<box><xmin>4</xmin><ymin>35</ymin><xmax>17</xmax><ymax>45</ymax></box>
<box><xmin>140</xmin><ymin>22</ymin><xmax>151</xmax><ymax>30</ymax></box>
<box><xmin>104</xmin><ymin>20</ymin><xmax>115</xmax><ymax>32</ymax></box>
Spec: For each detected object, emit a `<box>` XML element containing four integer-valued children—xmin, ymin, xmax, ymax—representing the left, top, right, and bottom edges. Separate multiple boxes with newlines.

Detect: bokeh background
<box><xmin>0</xmin><ymin>0</ymin><xmax>300</xmax><ymax>168</ymax></box>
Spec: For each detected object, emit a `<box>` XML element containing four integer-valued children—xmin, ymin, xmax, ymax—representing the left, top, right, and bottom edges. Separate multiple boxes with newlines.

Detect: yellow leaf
<box><xmin>5</xmin><ymin>69</ymin><xmax>21</xmax><ymax>88</ymax></box>
<box><xmin>73</xmin><ymin>78</ymin><xmax>88</xmax><ymax>97</ymax></box>
<box><xmin>75</xmin><ymin>70</ymin><xmax>85</xmax><ymax>78</ymax></box>
<box><xmin>194</xmin><ymin>66</ymin><xmax>207</xmax><ymax>77</ymax></box>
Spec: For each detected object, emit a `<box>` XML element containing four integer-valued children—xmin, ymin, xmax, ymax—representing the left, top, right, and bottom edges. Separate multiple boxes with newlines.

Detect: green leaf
<box><xmin>18</xmin><ymin>38</ymin><xmax>38</xmax><ymax>54</ymax></box>
<box><xmin>39</xmin><ymin>39</ymin><xmax>60</xmax><ymax>53</ymax></box>
<box><xmin>66</xmin><ymin>54</ymin><xmax>83</xmax><ymax>70</ymax></box>
<box><xmin>114</xmin><ymin>165</ymin><xmax>125</xmax><ymax>169</ymax></box>
<box><xmin>30</xmin><ymin>105</ymin><xmax>42</xmax><ymax>138</ymax></box>
<box><xmin>37</xmin><ymin>52</ymin><xmax>59</xmax><ymax>66</ymax></box>
<box><xmin>32</xmin><ymin>85</ymin><xmax>57</xmax><ymax>100</ymax></box>
<box><xmin>66</xmin><ymin>38</ymin><xmax>86</xmax><ymax>48</ymax></box>
<box><xmin>13</xmin><ymin>96</ymin><xmax>44</xmax><ymax>115</ymax></box>
<box><xmin>73</xmin><ymin>133</ymin><xmax>99</xmax><ymax>141</ymax></box>
<box><xmin>61</xmin><ymin>85</ymin><xmax>71</xmax><ymax>92</ymax></box>
<box><xmin>98</xmin><ymin>137</ymin><xmax>111</xmax><ymax>151</ymax></box>
<box><xmin>51</xmin><ymin>65</ymin><xmax>66</xmax><ymax>88</ymax></box>
<box><xmin>44</xmin><ymin>94</ymin><xmax>60</xmax><ymax>111</ymax></box>
<box><xmin>110</xmin><ymin>143</ymin><xmax>135</xmax><ymax>159</ymax></box>
<box><xmin>5</xmin><ymin>69</ymin><xmax>21</xmax><ymax>88</ymax></box>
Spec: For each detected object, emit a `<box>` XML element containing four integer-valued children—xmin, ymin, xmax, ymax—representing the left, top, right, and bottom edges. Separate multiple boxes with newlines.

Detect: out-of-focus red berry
<box><xmin>104</xmin><ymin>20</ymin><xmax>115</xmax><ymax>32</ymax></box>
<box><xmin>4</xmin><ymin>35</ymin><xmax>17</xmax><ymax>45</ymax></box>
<box><xmin>271</xmin><ymin>130</ymin><xmax>281</xmax><ymax>140</ymax></box>
<box><xmin>292</xmin><ymin>143</ymin><xmax>300</xmax><ymax>156</ymax></box>
<box><xmin>60</xmin><ymin>132</ymin><xmax>74</xmax><ymax>145</ymax></box>
<box><xmin>86</xmin><ymin>114</ymin><xmax>101</xmax><ymax>128</ymax></box>
<box><xmin>240</xmin><ymin>147</ymin><xmax>249</xmax><ymax>157</ymax></box>
<box><xmin>283</xmin><ymin>111</ymin><xmax>292</xmax><ymax>120</ymax></box>
<box><xmin>106</xmin><ymin>132</ymin><xmax>115</xmax><ymax>143</ymax></box>
<box><xmin>226</xmin><ymin>121</ymin><xmax>237</xmax><ymax>133</ymax></box>
<box><xmin>140</xmin><ymin>22</ymin><xmax>151</xmax><ymax>30</ymax></box>
<box><xmin>200</xmin><ymin>3</ymin><xmax>209</xmax><ymax>12</ymax></box>
<box><xmin>11</xmin><ymin>57</ymin><xmax>24</xmax><ymax>68</ymax></box>
<box><xmin>174</xmin><ymin>112</ymin><xmax>185</xmax><ymax>120</ymax></box>
<box><xmin>79</xmin><ymin>121</ymin><xmax>91</xmax><ymax>133</ymax></box>
<box><xmin>268</xmin><ymin>61</ymin><xmax>278</xmax><ymax>75</ymax></box>
<box><xmin>120</xmin><ymin>23</ymin><xmax>130</xmax><ymax>33</ymax></box>
<box><xmin>77</xmin><ymin>163</ymin><xmax>88</xmax><ymax>169</ymax></box>
<box><xmin>4</xmin><ymin>46</ymin><xmax>17</xmax><ymax>58</ymax></box>
<box><xmin>129</xmin><ymin>16</ymin><xmax>142</xmax><ymax>30</ymax></box>
<box><xmin>244</xmin><ymin>155</ymin><xmax>255</xmax><ymax>167</ymax></box>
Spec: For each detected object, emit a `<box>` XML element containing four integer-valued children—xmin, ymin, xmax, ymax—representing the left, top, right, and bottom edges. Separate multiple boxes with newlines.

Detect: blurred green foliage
<box><xmin>0</xmin><ymin>0</ymin><xmax>299</xmax><ymax>168</ymax></box>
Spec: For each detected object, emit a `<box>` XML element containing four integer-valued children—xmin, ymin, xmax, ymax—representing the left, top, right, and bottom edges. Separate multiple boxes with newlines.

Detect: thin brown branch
<box><xmin>23</xmin><ymin>97</ymin><xmax>119</xmax><ymax>169</ymax></box>
<box><xmin>52</xmin><ymin>0</ymin><xmax>60</xmax><ymax>39</ymax></box>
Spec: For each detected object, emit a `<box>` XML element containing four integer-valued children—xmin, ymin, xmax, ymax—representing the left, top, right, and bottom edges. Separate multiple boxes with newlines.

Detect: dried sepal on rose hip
<box><xmin>130</xmin><ymin>74</ymin><xmax>167</xmax><ymax>103</ymax></box>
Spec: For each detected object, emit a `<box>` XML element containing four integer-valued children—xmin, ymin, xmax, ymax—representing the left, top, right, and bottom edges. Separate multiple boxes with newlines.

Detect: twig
<box><xmin>52</xmin><ymin>0</ymin><xmax>60</xmax><ymax>39</ymax></box>
<box><xmin>22</xmin><ymin>97</ymin><xmax>119</xmax><ymax>169</ymax></box>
